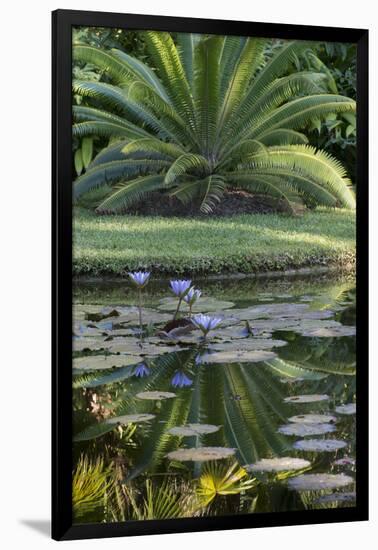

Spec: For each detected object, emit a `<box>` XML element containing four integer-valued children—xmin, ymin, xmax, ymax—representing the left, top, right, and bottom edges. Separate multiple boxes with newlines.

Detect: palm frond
<box><xmin>96</xmin><ymin>174</ymin><xmax>166</xmax><ymax>213</ymax></box>
<box><xmin>164</xmin><ymin>153</ymin><xmax>210</xmax><ymax>185</ymax></box>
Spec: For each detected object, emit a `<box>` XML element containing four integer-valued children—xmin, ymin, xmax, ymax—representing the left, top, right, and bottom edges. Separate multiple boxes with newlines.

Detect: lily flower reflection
<box><xmin>171</xmin><ymin>371</ymin><xmax>193</xmax><ymax>388</ymax></box>
<box><xmin>128</xmin><ymin>271</ymin><xmax>150</xmax><ymax>288</ymax></box>
<box><xmin>192</xmin><ymin>314</ymin><xmax>223</xmax><ymax>337</ymax></box>
<box><xmin>133</xmin><ymin>363</ymin><xmax>151</xmax><ymax>378</ymax></box>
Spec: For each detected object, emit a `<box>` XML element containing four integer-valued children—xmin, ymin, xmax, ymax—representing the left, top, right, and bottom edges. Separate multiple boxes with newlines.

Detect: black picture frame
<box><xmin>52</xmin><ymin>9</ymin><xmax>369</xmax><ymax>541</ymax></box>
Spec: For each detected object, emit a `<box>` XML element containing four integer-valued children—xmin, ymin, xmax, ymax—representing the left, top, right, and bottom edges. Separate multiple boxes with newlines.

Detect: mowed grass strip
<box><xmin>73</xmin><ymin>207</ymin><xmax>355</xmax><ymax>276</ymax></box>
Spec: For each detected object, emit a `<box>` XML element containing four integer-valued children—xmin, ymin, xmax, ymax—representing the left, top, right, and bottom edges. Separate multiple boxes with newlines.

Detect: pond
<box><xmin>72</xmin><ymin>273</ymin><xmax>356</xmax><ymax>523</ymax></box>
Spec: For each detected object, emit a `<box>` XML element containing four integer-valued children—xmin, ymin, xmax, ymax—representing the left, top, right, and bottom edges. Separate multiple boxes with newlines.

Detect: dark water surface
<box><xmin>72</xmin><ymin>274</ymin><xmax>356</xmax><ymax>523</ymax></box>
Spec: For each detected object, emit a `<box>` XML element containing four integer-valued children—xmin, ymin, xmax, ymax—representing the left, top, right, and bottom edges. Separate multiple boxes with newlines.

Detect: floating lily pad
<box><xmin>300</xmin><ymin>326</ymin><xmax>356</xmax><ymax>338</ymax></box>
<box><xmin>231</xmin><ymin>303</ymin><xmax>310</xmax><ymax>320</ymax></box>
<box><xmin>278</xmin><ymin>423</ymin><xmax>336</xmax><ymax>437</ymax></box>
<box><xmin>288</xmin><ymin>473</ymin><xmax>354</xmax><ymax>491</ymax></box>
<box><xmin>105</xmin><ymin>413</ymin><xmax>155</xmax><ymax>424</ymax></box>
<box><xmin>245</xmin><ymin>457</ymin><xmax>311</xmax><ymax>472</ymax></box>
<box><xmin>73</xmin><ymin>337</ymin><xmax>107</xmax><ymax>352</ymax></box>
<box><xmin>210</xmin><ymin>336</ymin><xmax>287</xmax><ymax>350</ymax></box>
<box><xmin>284</xmin><ymin>394</ymin><xmax>329</xmax><ymax>404</ymax></box>
<box><xmin>167</xmin><ymin>446</ymin><xmax>235</xmax><ymax>462</ymax></box>
<box><xmin>157</xmin><ymin>297</ymin><xmax>234</xmax><ymax>313</ymax></box>
<box><xmin>335</xmin><ymin>403</ymin><xmax>356</xmax><ymax>415</ymax></box>
<box><xmin>136</xmin><ymin>391</ymin><xmax>176</xmax><ymax>400</ymax></box>
<box><xmin>108</xmin><ymin>339</ymin><xmax>181</xmax><ymax>356</ymax></box>
<box><xmin>288</xmin><ymin>414</ymin><xmax>337</xmax><ymax>424</ymax></box>
<box><xmin>200</xmin><ymin>350</ymin><xmax>277</xmax><ymax>364</ymax></box>
<box><xmin>168</xmin><ymin>424</ymin><xmax>220</xmax><ymax>437</ymax></box>
<box><xmin>293</xmin><ymin>439</ymin><xmax>347</xmax><ymax>452</ymax></box>
<box><xmin>333</xmin><ymin>457</ymin><xmax>355</xmax><ymax>466</ymax></box>
<box><xmin>315</xmin><ymin>492</ymin><xmax>356</xmax><ymax>503</ymax></box>
<box><xmin>73</xmin><ymin>354</ymin><xmax>139</xmax><ymax>371</ymax></box>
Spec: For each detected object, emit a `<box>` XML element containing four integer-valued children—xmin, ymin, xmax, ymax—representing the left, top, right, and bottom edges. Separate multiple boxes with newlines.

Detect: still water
<box><xmin>72</xmin><ymin>274</ymin><xmax>356</xmax><ymax>523</ymax></box>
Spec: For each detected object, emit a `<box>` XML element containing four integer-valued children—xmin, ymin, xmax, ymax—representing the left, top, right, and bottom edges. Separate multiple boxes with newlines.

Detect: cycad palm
<box><xmin>73</xmin><ymin>32</ymin><xmax>356</xmax><ymax>214</ymax></box>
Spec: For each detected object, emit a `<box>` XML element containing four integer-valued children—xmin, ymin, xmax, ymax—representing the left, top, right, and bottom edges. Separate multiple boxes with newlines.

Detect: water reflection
<box><xmin>72</xmin><ymin>275</ymin><xmax>356</xmax><ymax>523</ymax></box>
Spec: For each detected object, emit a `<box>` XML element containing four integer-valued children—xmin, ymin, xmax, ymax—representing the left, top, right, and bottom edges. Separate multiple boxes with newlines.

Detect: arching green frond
<box><xmin>128</xmin><ymin>81</ymin><xmax>198</xmax><ymax>147</ymax></box>
<box><xmin>87</xmin><ymin>140</ymin><xmax>129</xmax><ymax>169</ymax></box>
<box><xmin>238</xmin><ymin>144</ymin><xmax>356</xmax><ymax>208</ymax></box>
<box><xmin>170</xmin><ymin>175</ymin><xmax>226</xmax><ymax>213</ymax></box>
<box><xmin>251</xmin><ymin>94</ymin><xmax>356</xmax><ymax>139</ymax></box>
<box><xmin>218</xmin><ymin>139</ymin><xmax>268</xmax><ymax>169</ymax></box>
<box><xmin>306</xmin><ymin>50</ymin><xmax>338</xmax><ymax>93</ymax></box>
<box><xmin>96</xmin><ymin>175</ymin><xmax>166</xmax><ymax>213</ymax></box>
<box><xmin>143</xmin><ymin>31</ymin><xmax>195</xmax><ymax>130</ymax></box>
<box><xmin>73</xmin><ymin>80</ymin><xmax>166</xmax><ymax>136</ymax></box>
<box><xmin>221</xmin><ymin>72</ymin><xmax>328</xmax><ymax>150</ymax></box>
<box><xmin>164</xmin><ymin>153</ymin><xmax>210</xmax><ymax>185</ymax></box>
<box><xmin>176</xmin><ymin>32</ymin><xmax>201</xmax><ymax>87</ymax></box>
<box><xmin>110</xmin><ymin>48</ymin><xmax>171</xmax><ymax>100</ymax></box>
<box><xmin>73</xmin><ymin>121</ymin><xmax>131</xmax><ymax>139</ymax></box>
<box><xmin>73</xmin><ymin>79</ymin><xmax>131</xmax><ymax>114</ymax></box>
<box><xmin>74</xmin><ymin>159</ymin><xmax>170</xmax><ymax>198</ymax></box>
<box><xmin>219</xmin><ymin>36</ymin><xmax>247</xmax><ymax>94</ymax></box>
<box><xmin>247</xmin><ymin>40</ymin><xmax>312</xmax><ymax>100</ymax></box>
<box><xmin>226</xmin><ymin>173</ymin><xmax>299</xmax><ymax>214</ymax></box>
<box><xmin>216</xmin><ymin>38</ymin><xmax>265</xmax><ymax>141</ymax></box>
<box><xmin>73</xmin><ymin>44</ymin><xmax>136</xmax><ymax>85</ymax></box>
<box><xmin>259</xmin><ymin>129</ymin><xmax>308</xmax><ymax>146</ymax></box>
<box><xmin>193</xmin><ymin>35</ymin><xmax>223</xmax><ymax>156</ymax></box>
<box><xmin>122</xmin><ymin>138</ymin><xmax>185</xmax><ymax>160</ymax></box>
<box><xmin>198</xmin><ymin>175</ymin><xmax>226</xmax><ymax>213</ymax></box>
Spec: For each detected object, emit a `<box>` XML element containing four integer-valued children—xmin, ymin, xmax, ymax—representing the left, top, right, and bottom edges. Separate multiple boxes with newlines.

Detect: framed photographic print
<box><xmin>52</xmin><ymin>9</ymin><xmax>368</xmax><ymax>541</ymax></box>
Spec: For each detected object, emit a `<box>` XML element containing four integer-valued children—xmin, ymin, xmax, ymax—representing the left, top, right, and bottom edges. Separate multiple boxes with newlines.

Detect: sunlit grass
<box><xmin>73</xmin><ymin>207</ymin><xmax>355</xmax><ymax>276</ymax></box>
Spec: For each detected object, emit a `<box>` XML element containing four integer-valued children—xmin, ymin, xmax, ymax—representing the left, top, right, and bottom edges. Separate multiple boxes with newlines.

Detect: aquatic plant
<box><xmin>183</xmin><ymin>287</ymin><xmax>202</xmax><ymax>317</ymax></box>
<box><xmin>192</xmin><ymin>313</ymin><xmax>223</xmax><ymax>338</ymax></box>
<box><xmin>128</xmin><ymin>270</ymin><xmax>151</xmax><ymax>340</ymax></box>
<box><xmin>170</xmin><ymin>279</ymin><xmax>192</xmax><ymax>319</ymax></box>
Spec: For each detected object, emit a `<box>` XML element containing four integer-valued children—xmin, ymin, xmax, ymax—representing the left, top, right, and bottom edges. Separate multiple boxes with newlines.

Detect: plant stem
<box><xmin>173</xmin><ymin>297</ymin><xmax>182</xmax><ymax>320</ymax></box>
<box><xmin>189</xmin><ymin>304</ymin><xmax>192</xmax><ymax>318</ymax></box>
<box><xmin>138</xmin><ymin>288</ymin><xmax>143</xmax><ymax>342</ymax></box>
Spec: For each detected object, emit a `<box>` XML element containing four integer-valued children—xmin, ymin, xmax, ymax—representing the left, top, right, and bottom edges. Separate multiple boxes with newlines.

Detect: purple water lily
<box><xmin>192</xmin><ymin>314</ymin><xmax>223</xmax><ymax>337</ymax></box>
<box><xmin>183</xmin><ymin>288</ymin><xmax>201</xmax><ymax>317</ymax></box>
<box><xmin>128</xmin><ymin>271</ymin><xmax>150</xmax><ymax>288</ymax></box>
<box><xmin>170</xmin><ymin>279</ymin><xmax>192</xmax><ymax>320</ymax></box>
<box><xmin>171</xmin><ymin>371</ymin><xmax>193</xmax><ymax>388</ymax></box>
<box><xmin>170</xmin><ymin>279</ymin><xmax>192</xmax><ymax>297</ymax></box>
<box><xmin>133</xmin><ymin>363</ymin><xmax>150</xmax><ymax>378</ymax></box>
<box><xmin>128</xmin><ymin>271</ymin><xmax>151</xmax><ymax>342</ymax></box>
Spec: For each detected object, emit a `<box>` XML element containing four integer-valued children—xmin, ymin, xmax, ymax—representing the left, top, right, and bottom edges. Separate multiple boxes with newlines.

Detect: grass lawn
<box><xmin>73</xmin><ymin>207</ymin><xmax>356</xmax><ymax>277</ymax></box>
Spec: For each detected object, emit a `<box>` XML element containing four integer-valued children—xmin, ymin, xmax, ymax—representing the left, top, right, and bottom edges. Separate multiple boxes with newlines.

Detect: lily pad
<box><xmin>108</xmin><ymin>339</ymin><xmax>181</xmax><ymax>356</ymax></box>
<box><xmin>288</xmin><ymin>473</ymin><xmax>354</xmax><ymax>491</ymax></box>
<box><xmin>333</xmin><ymin>457</ymin><xmax>355</xmax><ymax>466</ymax></box>
<box><xmin>293</xmin><ymin>439</ymin><xmax>347</xmax><ymax>452</ymax></box>
<box><xmin>335</xmin><ymin>403</ymin><xmax>356</xmax><ymax>415</ymax></box>
<box><xmin>200</xmin><ymin>350</ymin><xmax>277</xmax><ymax>364</ymax></box>
<box><xmin>167</xmin><ymin>446</ymin><xmax>235</xmax><ymax>462</ymax></box>
<box><xmin>136</xmin><ymin>391</ymin><xmax>176</xmax><ymax>400</ymax></box>
<box><xmin>284</xmin><ymin>394</ymin><xmax>329</xmax><ymax>404</ymax></box>
<box><xmin>300</xmin><ymin>326</ymin><xmax>356</xmax><ymax>338</ymax></box>
<box><xmin>73</xmin><ymin>337</ymin><xmax>107</xmax><ymax>352</ymax></box>
<box><xmin>210</xmin><ymin>336</ymin><xmax>287</xmax><ymax>350</ymax></box>
<box><xmin>278</xmin><ymin>423</ymin><xmax>336</xmax><ymax>436</ymax></box>
<box><xmin>288</xmin><ymin>414</ymin><xmax>337</xmax><ymax>424</ymax></box>
<box><xmin>168</xmin><ymin>424</ymin><xmax>220</xmax><ymax>437</ymax></box>
<box><xmin>73</xmin><ymin>354</ymin><xmax>140</xmax><ymax>371</ymax></box>
<box><xmin>245</xmin><ymin>457</ymin><xmax>311</xmax><ymax>472</ymax></box>
<box><xmin>157</xmin><ymin>297</ymin><xmax>234</xmax><ymax>313</ymax></box>
<box><xmin>105</xmin><ymin>413</ymin><xmax>155</xmax><ymax>424</ymax></box>
<box><xmin>315</xmin><ymin>492</ymin><xmax>356</xmax><ymax>503</ymax></box>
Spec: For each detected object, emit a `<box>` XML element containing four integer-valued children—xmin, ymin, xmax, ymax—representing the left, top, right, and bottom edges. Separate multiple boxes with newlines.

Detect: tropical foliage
<box><xmin>72</xmin><ymin>32</ymin><xmax>356</xmax><ymax>214</ymax></box>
